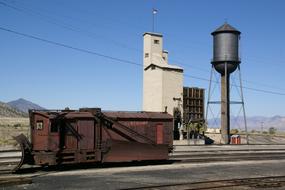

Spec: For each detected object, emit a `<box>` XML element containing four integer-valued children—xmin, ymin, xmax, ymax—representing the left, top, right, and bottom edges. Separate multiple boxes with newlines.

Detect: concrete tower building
<box><xmin>143</xmin><ymin>32</ymin><xmax>183</xmax><ymax>117</ymax></box>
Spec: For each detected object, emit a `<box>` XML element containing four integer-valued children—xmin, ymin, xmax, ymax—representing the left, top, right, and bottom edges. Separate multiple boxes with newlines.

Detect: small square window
<box><xmin>151</xmin><ymin>65</ymin><xmax>156</xmax><ymax>70</ymax></box>
<box><xmin>36</xmin><ymin>121</ymin><xmax>44</xmax><ymax>130</ymax></box>
<box><xmin>145</xmin><ymin>53</ymin><xmax>149</xmax><ymax>58</ymax></box>
<box><xmin>154</xmin><ymin>39</ymin><xmax>159</xmax><ymax>44</ymax></box>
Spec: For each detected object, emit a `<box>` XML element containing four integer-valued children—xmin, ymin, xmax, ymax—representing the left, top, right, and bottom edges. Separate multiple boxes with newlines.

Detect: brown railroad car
<box><xmin>14</xmin><ymin>108</ymin><xmax>173</xmax><ymax>171</ymax></box>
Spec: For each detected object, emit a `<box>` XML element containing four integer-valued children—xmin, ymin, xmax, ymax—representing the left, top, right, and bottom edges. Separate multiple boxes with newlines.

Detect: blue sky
<box><xmin>0</xmin><ymin>0</ymin><xmax>284</xmax><ymax>117</ymax></box>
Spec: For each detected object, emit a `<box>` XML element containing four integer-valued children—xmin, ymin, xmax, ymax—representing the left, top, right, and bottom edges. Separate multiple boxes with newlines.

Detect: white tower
<box><xmin>143</xmin><ymin>32</ymin><xmax>183</xmax><ymax>116</ymax></box>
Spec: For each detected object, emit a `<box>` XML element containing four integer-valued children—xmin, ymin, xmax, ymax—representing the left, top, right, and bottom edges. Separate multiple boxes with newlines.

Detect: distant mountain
<box><xmin>7</xmin><ymin>98</ymin><xmax>45</xmax><ymax>113</ymax></box>
<box><xmin>208</xmin><ymin>116</ymin><xmax>285</xmax><ymax>131</ymax></box>
<box><xmin>0</xmin><ymin>101</ymin><xmax>28</xmax><ymax>117</ymax></box>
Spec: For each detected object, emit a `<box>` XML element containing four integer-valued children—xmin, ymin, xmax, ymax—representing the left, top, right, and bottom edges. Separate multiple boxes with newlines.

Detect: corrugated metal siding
<box><xmin>78</xmin><ymin>120</ymin><xmax>94</xmax><ymax>150</ymax></box>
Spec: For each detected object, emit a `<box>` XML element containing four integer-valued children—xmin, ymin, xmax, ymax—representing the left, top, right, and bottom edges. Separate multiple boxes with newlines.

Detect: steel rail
<box><xmin>120</xmin><ymin>175</ymin><xmax>285</xmax><ymax>190</ymax></box>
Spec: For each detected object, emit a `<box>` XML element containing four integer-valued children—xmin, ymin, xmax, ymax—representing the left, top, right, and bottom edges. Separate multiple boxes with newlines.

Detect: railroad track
<box><xmin>120</xmin><ymin>175</ymin><xmax>285</xmax><ymax>190</ymax></box>
<box><xmin>0</xmin><ymin>150</ymin><xmax>21</xmax><ymax>174</ymax></box>
<box><xmin>170</xmin><ymin>148</ymin><xmax>285</xmax><ymax>165</ymax></box>
<box><xmin>171</xmin><ymin>151</ymin><xmax>285</xmax><ymax>159</ymax></box>
<box><xmin>173</xmin><ymin>148</ymin><xmax>285</xmax><ymax>153</ymax></box>
<box><xmin>1</xmin><ymin>149</ymin><xmax>285</xmax><ymax>174</ymax></box>
<box><xmin>0</xmin><ymin>149</ymin><xmax>285</xmax><ymax>189</ymax></box>
<box><xmin>0</xmin><ymin>176</ymin><xmax>32</xmax><ymax>187</ymax></box>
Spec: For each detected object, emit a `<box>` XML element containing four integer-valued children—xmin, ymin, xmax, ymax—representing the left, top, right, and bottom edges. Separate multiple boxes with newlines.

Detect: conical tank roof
<box><xmin>211</xmin><ymin>23</ymin><xmax>241</xmax><ymax>35</ymax></box>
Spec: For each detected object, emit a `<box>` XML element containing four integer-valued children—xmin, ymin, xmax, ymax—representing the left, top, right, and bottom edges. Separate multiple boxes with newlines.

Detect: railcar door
<box><xmin>63</xmin><ymin>120</ymin><xmax>78</xmax><ymax>150</ymax></box>
<box><xmin>32</xmin><ymin>114</ymin><xmax>49</xmax><ymax>151</ymax></box>
<box><xmin>156</xmin><ymin>124</ymin><xmax>164</xmax><ymax>144</ymax></box>
<box><xmin>77</xmin><ymin>120</ymin><xmax>94</xmax><ymax>150</ymax></box>
<box><xmin>48</xmin><ymin>119</ymin><xmax>60</xmax><ymax>150</ymax></box>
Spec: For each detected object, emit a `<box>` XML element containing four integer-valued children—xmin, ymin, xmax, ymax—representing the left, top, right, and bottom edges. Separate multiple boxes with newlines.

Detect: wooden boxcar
<box><xmin>14</xmin><ymin>108</ymin><xmax>173</xmax><ymax>170</ymax></box>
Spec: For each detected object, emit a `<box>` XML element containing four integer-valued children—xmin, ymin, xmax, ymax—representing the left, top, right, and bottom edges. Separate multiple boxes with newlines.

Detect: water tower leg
<box><xmin>237</xmin><ymin>65</ymin><xmax>249</xmax><ymax>144</ymax></box>
<box><xmin>221</xmin><ymin>74</ymin><xmax>230</xmax><ymax>144</ymax></box>
<box><xmin>206</xmin><ymin>65</ymin><xmax>214</xmax><ymax>128</ymax></box>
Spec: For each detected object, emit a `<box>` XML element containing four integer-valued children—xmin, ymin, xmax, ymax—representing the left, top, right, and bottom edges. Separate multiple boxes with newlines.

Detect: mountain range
<box><xmin>7</xmin><ymin>98</ymin><xmax>45</xmax><ymax>113</ymax></box>
<box><xmin>0</xmin><ymin>101</ymin><xmax>28</xmax><ymax>117</ymax></box>
<box><xmin>0</xmin><ymin>98</ymin><xmax>284</xmax><ymax>131</ymax></box>
<box><xmin>208</xmin><ymin>116</ymin><xmax>285</xmax><ymax>131</ymax></box>
<box><xmin>0</xmin><ymin>98</ymin><xmax>45</xmax><ymax>117</ymax></box>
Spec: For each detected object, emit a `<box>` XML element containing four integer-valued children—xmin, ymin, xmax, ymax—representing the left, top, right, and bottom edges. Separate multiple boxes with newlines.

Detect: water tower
<box><xmin>206</xmin><ymin>23</ymin><xmax>248</xmax><ymax>144</ymax></box>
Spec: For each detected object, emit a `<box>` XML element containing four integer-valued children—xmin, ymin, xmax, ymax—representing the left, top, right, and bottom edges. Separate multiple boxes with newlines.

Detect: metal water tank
<box><xmin>211</xmin><ymin>23</ymin><xmax>241</xmax><ymax>74</ymax></box>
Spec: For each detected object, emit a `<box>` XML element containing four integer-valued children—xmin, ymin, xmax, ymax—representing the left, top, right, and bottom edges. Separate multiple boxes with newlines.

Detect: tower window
<box><xmin>154</xmin><ymin>39</ymin><xmax>159</xmax><ymax>44</ymax></box>
<box><xmin>145</xmin><ymin>53</ymin><xmax>149</xmax><ymax>58</ymax></box>
<box><xmin>151</xmin><ymin>65</ymin><xmax>156</xmax><ymax>70</ymax></box>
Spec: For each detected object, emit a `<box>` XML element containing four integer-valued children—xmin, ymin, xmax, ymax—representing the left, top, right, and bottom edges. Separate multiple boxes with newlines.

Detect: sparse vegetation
<box><xmin>230</xmin><ymin>129</ymin><xmax>239</xmax><ymax>134</ymax></box>
<box><xmin>251</xmin><ymin>129</ymin><xmax>256</xmax><ymax>133</ymax></box>
<box><xmin>269</xmin><ymin>127</ymin><xmax>277</xmax><ymax>135</ymax></box>
<box><xmin>0</xmin><ymin>117</ymin><xmax>30</xmax><ymax>146</ymax></box>
<box><xmin>0</xmin><ymin>101</ymin><xmax>28</xmax><ymax>117</ymax></box>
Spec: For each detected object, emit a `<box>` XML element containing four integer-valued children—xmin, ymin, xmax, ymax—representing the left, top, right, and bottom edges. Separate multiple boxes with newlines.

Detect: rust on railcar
<box><xmin>103</xmin><ymin>111</ymin><xmax>173</xmax><ymax>120</ymax></box>
<box><xmin>103</xmin><ymin>111</ymin><xmax>173</xmax><ymax>146</ymax></box>
<box><xmin>100</xmin><ymin>111</ymin><xmax>173</xmax><ymax>162</ymax></box>
<box><xmin>14</xmin><ymin>108</ymin><xmax>174</xmax><ymax>171</ymax></box>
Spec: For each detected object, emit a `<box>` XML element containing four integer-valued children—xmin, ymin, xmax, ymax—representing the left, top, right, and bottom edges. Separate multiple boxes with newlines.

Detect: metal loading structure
<box><xmin>182</xmin><ymin>87</ymin><xmax>205</xmax><ymax>142</ymax></box>
<box><xmin>183</xmin><ymin>87</ymin><xmax>205</xmax><ymax>124</ymax></box>
<box><xmin>13</xmin><ymin>108</ymin><xmax>173</xmax><ymax>171</ymax></box>
<box><xmin>206</xmin><ymin>23</ymin><xmax>248</xmax><ymax>144</ymax></box>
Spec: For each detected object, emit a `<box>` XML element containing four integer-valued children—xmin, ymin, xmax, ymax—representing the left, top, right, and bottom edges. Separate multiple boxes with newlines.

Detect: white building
<box><xmin>142</xmin><ymin>32</ymin><xmax>183</xmax><ymax>116</ymax></box>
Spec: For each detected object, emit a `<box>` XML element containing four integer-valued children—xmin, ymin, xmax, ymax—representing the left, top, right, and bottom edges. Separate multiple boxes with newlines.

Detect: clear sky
<box><xmin>0</xmin><ymin>0</ymin><xmax>284</xmax><ymax>117</ymax></box>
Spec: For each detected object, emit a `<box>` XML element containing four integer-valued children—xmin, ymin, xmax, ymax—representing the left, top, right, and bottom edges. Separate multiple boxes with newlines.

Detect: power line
<box><xmin>0</xmin><ymin>1</ymin><xmax>142</xmax><ymax>53</ymax></box>
<box><xmin>0</xmin><ymin>1</ymin><xmax>238</xmax><ymax>74</ymax></box>
<box><xmin>184</xmin><ymin>73</ymin><xmax>285</xmax><ymax>96</ymax></box>
<box><xmin>2</xmin><ymin>0</ymin><xmax>284</xmax><ymax>92</ymax></box>
<box><xmin>1</xmin><ymin>26</ymin><xmax>285</xmax><ymax>97</ymax></box>
<box><xmin>0</xmin><ymin>26</ymin><xmax>141</xmax><ymax>67</ymax></box>
<box><xmin>3</xmin><ymin>0</ymin><xmax>284</xmax><ymax>70</ymax></box>
<box><xmin>0</xmin><ymin>0</ymin><xmax>212</xmax><ymax>73</ymax></box>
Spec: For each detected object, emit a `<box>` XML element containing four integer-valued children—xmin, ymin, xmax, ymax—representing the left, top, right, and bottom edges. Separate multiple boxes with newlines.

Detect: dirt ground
<box><xmin>0</xmin><ymin>117</ymin><xmax>29</xmax><ymax>146</ymax></box>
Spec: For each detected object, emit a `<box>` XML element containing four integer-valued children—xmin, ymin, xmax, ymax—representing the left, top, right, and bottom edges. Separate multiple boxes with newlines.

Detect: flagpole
<box><xmin>152</xmin><ymin>8</ymin><xmax>157</xmax><ymax>32</ymax></box>
<box><xmin>152</xmin><ymin>8</ymin><xmax>155</xmax><ymax>32</ymax></box>
<box><xmin>152</xmin><ymin>9</ymin><xmax>154</xmax><ymax>32</ymax></box>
